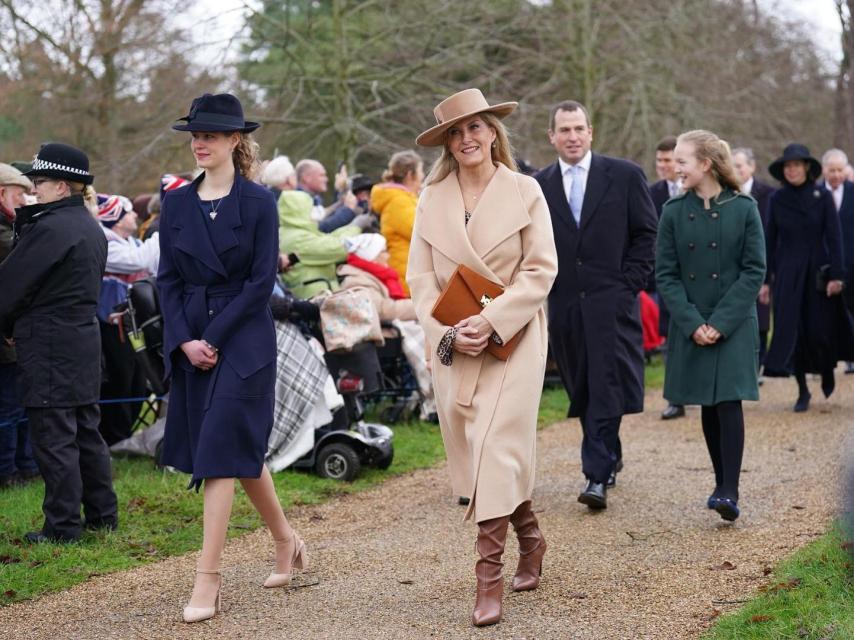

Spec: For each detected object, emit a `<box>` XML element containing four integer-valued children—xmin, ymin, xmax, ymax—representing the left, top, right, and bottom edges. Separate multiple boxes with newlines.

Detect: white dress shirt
<box><xmin>831</xmin><ymin>182</ymin><xmax>844</xmax><ymax>212</ymax></box>
<box><xmin>558</xmin><ymin>150</ymin><xmax>592</xmax><ymax>217</ymax></box>
<box><xmin>741</xmin><ymin>177</ymin><xmax>754</xmax><ymax>196</ymax></box>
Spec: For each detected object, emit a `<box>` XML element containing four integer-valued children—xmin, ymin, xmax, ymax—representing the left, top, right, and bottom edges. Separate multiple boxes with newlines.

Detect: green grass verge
<box><xmin>0</xmin><ymin>357</ymin><xmax>664</xmax><ymax>605</ymax></box>
<box><xmin>703</xmin><ymin>524</ymin><xmax>854</xmax><ymax>639</ymax></box>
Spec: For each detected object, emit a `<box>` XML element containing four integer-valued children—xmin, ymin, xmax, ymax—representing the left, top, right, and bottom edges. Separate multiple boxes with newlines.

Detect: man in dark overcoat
<box><xmin>821</xmin><ymin>148</ymin><xmax>854</xmax><ymax>374</ymax></box>
<box><xmin>535</xmin><ymin>101</ymin><xmax>658</xmax><ymax>509</ymax></box>
<box><xmin>733</xmin><ymin>147</ymin><xmax>775</xmax><ymax>368</ymax></box>
<box><xmin>648</xmin><ymin>135</ymin><xmax>687</xmax><ymax>420</ymax></box>
<box><xmin>0</xmin><ymin>143</ymin><xmax>118</xmax><ymax>543</ymax></box>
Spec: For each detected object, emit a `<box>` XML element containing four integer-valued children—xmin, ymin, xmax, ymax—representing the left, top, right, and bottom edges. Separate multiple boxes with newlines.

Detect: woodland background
<box><xmin>1</xmin><ymin>0</ymin><xmax>853</xmax><ymax>196</ymax></box>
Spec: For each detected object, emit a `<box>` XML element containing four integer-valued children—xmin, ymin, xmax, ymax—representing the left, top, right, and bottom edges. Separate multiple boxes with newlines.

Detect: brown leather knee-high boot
<box><xmin>472</xmin><ymin>516</ymin><xmax>510</xmax><ymax>627</ymax></box>
<box><xmin>509</xmin><ymin>500</ymin><xmax>547</xmax><ymax>592</ymax></box>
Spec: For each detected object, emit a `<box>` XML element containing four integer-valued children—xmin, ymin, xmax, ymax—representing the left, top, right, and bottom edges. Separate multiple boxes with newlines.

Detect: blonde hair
<box><xmin>66</xmin><ymin>181</ymin><xmax>98</xmax><ymax>215</ymax></box>
<box><xmin>677</xmin><ymin>130</ymin><xmax>742</xmax><ymax>193</ymax></box>
<box><xmin>233</xmin><ymin>133</ymin><xmax>260</xmax><ymax>179</ymax></box>
<box><xmin>424</xmin><ymin>112</ymin><xmax>518</xmax><ymax>186</ymax></box>
<box><xmin>382</xmin><ymin>150</ymin><xmax>422</xmax><ymax>183</ymax></box>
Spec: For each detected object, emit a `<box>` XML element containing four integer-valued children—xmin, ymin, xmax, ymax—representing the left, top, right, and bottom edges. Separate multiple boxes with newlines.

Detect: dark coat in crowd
<box><xmin>837</xmin><ymin>181</ymin><xmax>854</xmax><ymax>309</ymax></box>
<box><xmin>764</xmin><ymin>181</ymin><xmax>854</xmax><ymax>375</ymax></box>
<box><xmin>656</xmin><ymin>190</ymin><xmax>766</xmax><ymax>405</ymax></box>
<box><xmin>649</xmin><ymin>180</ymin><xmax>671</xmax><ymax>217</ymax></box>
<box><xmin>535</xmin><ymin>154</ymin><xmax>658</xmax><ymax>419</ymax></box>
<box><xmin>0</xmin><ymin>195</ymin><xmax>106</xmax><ymax>407</ymax></box>
<box><xmin>157</xmin><ymin>173</ymin><xmax>278</xmax><ymax>488</ymax></box>
<box><xmin>0</xmin><ymin>211</ymin><xmax>16</xmax><ymax>365</ymax></box>
<box><xmin>750</xmin><ymin>178</ymin><xmax>775</xmax><ymax>333</ymax></box>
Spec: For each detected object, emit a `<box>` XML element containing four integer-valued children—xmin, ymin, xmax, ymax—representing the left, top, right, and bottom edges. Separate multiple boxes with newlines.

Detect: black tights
<box><xmin>701</xmin><ymin>401</ymin><xmax>744</xmax><ymax>503</ymax></box>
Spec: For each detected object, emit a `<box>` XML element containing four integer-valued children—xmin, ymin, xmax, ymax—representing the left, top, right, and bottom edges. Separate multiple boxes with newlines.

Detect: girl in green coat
<box><xmin>656</xmin><ymin>130</ymin><xmax>766</xmax><ymax>521</ymax></box>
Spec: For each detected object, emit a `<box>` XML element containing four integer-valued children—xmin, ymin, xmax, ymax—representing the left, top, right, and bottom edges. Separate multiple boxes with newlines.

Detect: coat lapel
<box><xmin>466</xmin><ymin>164</ymin><xmax>530</xmax><ymax>259</ymax></box>
<box><xmin>171</xmin><ymin>173</ymin><xmax>228</xmax><ymax>278</ymax></box>
<box><xmin>579</xmin><ymin>153</ymin><xmax>611</xmax><ymax>231</ymax></box>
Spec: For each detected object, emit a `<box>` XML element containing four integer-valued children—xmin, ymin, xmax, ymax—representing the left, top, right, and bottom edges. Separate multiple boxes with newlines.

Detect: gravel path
<box><xmin>1</xmin><ymin>372</ymin><xmax>851</xmax><ymax>640</ymax></box>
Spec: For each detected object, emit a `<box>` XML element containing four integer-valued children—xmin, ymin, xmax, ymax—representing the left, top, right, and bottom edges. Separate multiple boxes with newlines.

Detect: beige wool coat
<box><xmin>407</xmin><ymin>164</ymin><xmax>558</xmax><ymax>523</ymax></box>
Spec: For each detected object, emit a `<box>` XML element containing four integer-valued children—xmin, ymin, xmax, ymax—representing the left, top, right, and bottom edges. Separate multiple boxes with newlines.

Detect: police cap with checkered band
<box><xmin>24</xmin><ymin>142</ymin><xmax>94</xmax><ymax>185</ymax></box>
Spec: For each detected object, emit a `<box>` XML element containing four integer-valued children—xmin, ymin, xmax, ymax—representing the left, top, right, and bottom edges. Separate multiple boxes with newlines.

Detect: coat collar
<box><xmin>418</xmin><ymin>163</ymin><xmax>529</xmax><ymax>283</ymax></box>
<box><xmin>170</xmin><ymin>172</ymin><xmax>244</xmax><ymax>278</ymax></box>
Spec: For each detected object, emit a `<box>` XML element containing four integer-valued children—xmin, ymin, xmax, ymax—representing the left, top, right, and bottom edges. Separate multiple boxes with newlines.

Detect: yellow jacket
<box><xmin>373</xmin><ymin>182</ymin><xmax>417</xmax><ymax>295</ymax></box>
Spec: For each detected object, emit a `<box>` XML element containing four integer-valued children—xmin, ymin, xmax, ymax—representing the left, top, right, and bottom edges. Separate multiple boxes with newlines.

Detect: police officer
<box><xmin>0</xmin><ymin>143</ymin><xmax>118</xmax><ymax>543</ymax></box>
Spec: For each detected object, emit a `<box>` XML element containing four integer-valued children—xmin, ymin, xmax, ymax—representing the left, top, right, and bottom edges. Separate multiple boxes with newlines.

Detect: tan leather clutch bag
<box><xmin>431</xmin><ymin>264</ymin><xmax>522</xmax><ymax>360</ymax></box>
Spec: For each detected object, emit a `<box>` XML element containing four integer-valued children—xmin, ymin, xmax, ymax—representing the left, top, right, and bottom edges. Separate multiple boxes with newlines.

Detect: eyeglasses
<box><xmin>31</xmin><ymin>178</ymin><xmax>56</xmax><ymax>186</ymax></box>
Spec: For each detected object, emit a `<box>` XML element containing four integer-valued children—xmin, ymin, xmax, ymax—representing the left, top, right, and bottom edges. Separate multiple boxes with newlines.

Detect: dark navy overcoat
<box><xmin>157</xmin><ymin>173</ymin><xmax>278</xmax><ymax>487</ymax></box>
<box><xmin>535</xmin><ymin>154</ymin><xmax>658</xmax><ymax>419</ymax></box>
<box><xmin>764</xmin><ymin>181</ymin><xmax>854</xmax><ymax>376</ymax></box>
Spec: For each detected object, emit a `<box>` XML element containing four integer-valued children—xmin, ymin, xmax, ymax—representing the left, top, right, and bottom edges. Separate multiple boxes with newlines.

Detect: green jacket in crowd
<box><xmin>277</xmin><ymin>190</ymin><xmax>360</xmax><ymax>299</ymax></box>
<box><xmin>655</xmin><ymin>188</ymin><xmax>766</xmax><ymax>405</ymax></box>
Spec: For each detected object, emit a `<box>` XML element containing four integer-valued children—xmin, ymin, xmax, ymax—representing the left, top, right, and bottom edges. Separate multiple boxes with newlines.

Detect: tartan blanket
<box><xmin>266</xmin><ymin>321</ymin><xmax>328</xmax><ymax>467</ymax></box>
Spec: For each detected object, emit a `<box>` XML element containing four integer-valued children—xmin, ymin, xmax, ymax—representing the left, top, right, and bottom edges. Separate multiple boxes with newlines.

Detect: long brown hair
<box><xmin>424</xmin><ymin>111</ymin><xmax>518</xmax><ymax>186</ymax></box>
<box><xmin>233</xmin><ymin>132</ymin><xmax>260</xmax><ymax>179</ymax></box>
<box><xmin>677</xmin><ymin>129</ymin><xmax>742</xmax><ymax>193</ymax></box>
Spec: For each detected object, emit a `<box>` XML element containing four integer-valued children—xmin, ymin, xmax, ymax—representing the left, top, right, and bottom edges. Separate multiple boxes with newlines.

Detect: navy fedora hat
<box><xmin>768</xmin><ymin>143</ymin><xmax>821</xmax><ymax>183</ymax></box>
<box><xmin>172</xmin><ymin>93</ymin><xmax>260</xmax><ymax>133</ymax></box>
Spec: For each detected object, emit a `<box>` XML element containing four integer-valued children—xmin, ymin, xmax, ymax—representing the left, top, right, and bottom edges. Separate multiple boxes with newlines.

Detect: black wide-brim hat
<box><xmin>172</xmin><ymin>93</ymin><xmax>260</xmax><ymax>133</ymax></box>
<box><xmin>768</xmin><ymin>143</ymin><xmax>822</xmax><ymax>183</ymax></box>
<box><xmin>24</xmin><ymin>142</ymin><xmax>94</xmax><ymax>185</ymax></box>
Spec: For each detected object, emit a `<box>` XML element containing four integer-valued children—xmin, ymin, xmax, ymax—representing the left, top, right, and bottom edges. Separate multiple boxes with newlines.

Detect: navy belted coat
<box><xmin>157</xmin><ymin>173</ymin><xmax>278</xmax><ymax>487</ymax></box>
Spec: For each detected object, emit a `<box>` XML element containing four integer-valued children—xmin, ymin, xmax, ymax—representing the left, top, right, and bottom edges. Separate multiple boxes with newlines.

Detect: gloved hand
<box><xmin>352</xmin><ymin>212</ymin><xmax>378</xmax><ymax>231</ymax></box>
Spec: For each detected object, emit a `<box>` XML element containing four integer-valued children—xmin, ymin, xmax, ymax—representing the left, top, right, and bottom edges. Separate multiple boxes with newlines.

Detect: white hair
<box><xmin>822</xmin><ymin>148</ymin><xmax>848</xmax><ymax>167</ymax></box>
<box><xmin>261</xmin><ymin>155</ymin><xmax>295</xmax><ymax>187</ymax></box>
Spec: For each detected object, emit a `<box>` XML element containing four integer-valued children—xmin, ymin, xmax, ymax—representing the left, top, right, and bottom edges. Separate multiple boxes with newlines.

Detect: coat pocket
<box><xmin>216</xmin><ymin>358</ymin><xmax>275</xmax><ymax>399</ymax></box>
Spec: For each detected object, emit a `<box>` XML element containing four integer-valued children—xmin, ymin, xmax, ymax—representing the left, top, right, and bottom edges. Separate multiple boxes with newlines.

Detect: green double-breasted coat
<box><xmin>655</xmin><ymin>189</ymin><xmax>766</xmax><ymax>405</ymax></box>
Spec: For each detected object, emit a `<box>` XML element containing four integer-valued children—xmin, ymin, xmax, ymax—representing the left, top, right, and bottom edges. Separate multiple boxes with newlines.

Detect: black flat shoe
<box><xmin>458</xmin><ymin>496</ymin><xmax>470</xmax><ymax>506</ymax></box>
<box><xmin>661</xmin><ymin>404</ymin><xmax>685</xmax><ymax>420</ymax></box>
<box><xmin>607</xmin><ymin>469</ymin><xmax>617</xmax><ymax>488</ymax></box>
<box><xmin>83</xmin><ymin>518</ymin><xmax>118</xmax><ymax>532</ymax></box>
<box><xmin>845</xmin><ymin>362</ymin><xmax>854</xmax><ymax>375</ymax></box>
<box><xmin>615</xmin><ymin>459</ymin><xmax>624</xmax><ymax>473</ymax></box>
<box><xmin>794</xmin><ymin>393</ymin><xmax>811</xmax><ymax>412</ymax></box>
<box><xmin>24</xmin><ymin>530</ymin><xmax>77</xmax><ymax>544</ymax></box>
<box><xmin>578</xmin><ymin>481</ymin><xmax>607</xmax><ymax>509</ymax></box>
<box><xmin>714</xmin><ymin>498</ymin><xmax>740</xmax><ymax>521</ymax></box>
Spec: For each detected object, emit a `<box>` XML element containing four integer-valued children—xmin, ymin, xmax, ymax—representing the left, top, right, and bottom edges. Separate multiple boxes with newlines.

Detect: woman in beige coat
<box><xmin>407</xmin><ymin>89</ymin><xmax>558</xmax><ymax>627</ymax></box>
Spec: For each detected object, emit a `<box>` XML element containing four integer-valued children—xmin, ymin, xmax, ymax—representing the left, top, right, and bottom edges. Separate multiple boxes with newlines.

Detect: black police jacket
<box><xmin>0</xmin><ymin>194</ymin><xmax>107</xmax><ymax>407</ymax></box>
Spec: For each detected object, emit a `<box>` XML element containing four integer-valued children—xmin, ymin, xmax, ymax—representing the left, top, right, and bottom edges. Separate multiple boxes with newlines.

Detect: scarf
<box><xmin>346</xmin><ymin>254</ymin><xmax>407</xmax><ymax>299</ymax></box>
<box><xmin>0</xmin><ymin>201</ymin><xmax>14</xmax><ymax>224</ymax></box>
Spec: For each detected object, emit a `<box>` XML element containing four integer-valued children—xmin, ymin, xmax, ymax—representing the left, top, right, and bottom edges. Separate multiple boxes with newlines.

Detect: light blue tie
<box><xmin>568</xmin><ymin>164</ymin><xmax>584</xmax><ymax>225</ymax></box>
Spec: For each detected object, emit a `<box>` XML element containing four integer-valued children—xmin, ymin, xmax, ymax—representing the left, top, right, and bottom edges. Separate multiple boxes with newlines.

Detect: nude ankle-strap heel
<box><xmin>263</xmin><ymin>532</ymin><xmax>308</xmax><ymax>588</ymax></box>
<box><xmin>182</xmin><ymin>570</ymin><xmax>222</xmax><ymax>623</ymax></box>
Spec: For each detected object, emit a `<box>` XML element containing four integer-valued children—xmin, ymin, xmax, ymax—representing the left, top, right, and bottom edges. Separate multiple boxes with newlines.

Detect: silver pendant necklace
<box><xmin>208</xmin><ymin>196</ymin><xmax>224</xmax><ymax>220</ymax></box>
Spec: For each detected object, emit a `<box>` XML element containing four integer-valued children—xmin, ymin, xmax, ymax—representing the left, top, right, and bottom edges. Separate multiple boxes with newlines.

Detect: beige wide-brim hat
<box><xmin>415</xmin><ymin>88</ymin><xmax>518</xmax><ymax>147</ymax></box>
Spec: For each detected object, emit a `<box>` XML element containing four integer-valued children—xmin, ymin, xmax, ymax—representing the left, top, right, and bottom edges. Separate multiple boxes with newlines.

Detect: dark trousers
<box><xmin>0</xmin><ymin>362</ymin><xmax>37</xmax><ymax>477</ymax></box>
<box><xmin>701</xmin><ymin>401</ymin><xmax>744</xmax><ymax>502</ymax></box>
<box><xmin>580</xmin><ymin>411</ymin><xmax>622</xmax><ymax>484</ymax></box>
<box><xmin>27</xmin><ymin>404</ymin><xmax>118</xmax><ymax>540</ymax></box>
<box><xmin>99</xmin><ymin>321</ymin><xmax>146</xmax><ymax>445</ymax></box>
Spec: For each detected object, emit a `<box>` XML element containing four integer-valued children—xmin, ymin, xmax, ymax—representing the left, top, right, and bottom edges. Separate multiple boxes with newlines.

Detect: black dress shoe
<box><xmin>661</xmin><ymin>404</ymin><xmax>685</xmax><ymax>420</ymax></box>
<box><xmin>577</xmin><ymin>481</ymin><xmax>607</xmax><ymax>509</ymax></box>
<box><xmin>794</xmin><ymin>393</ymin><xmax>811</xmax><ymax>413</ymax></box>
<box><xmin>846</xmin><ymin>362</ymin><xmax>854</xmax><ymax>375</ymax></box>
<box><xmin>458</xmin><ymin>496</ymin><xmax>470</xmax><ymax>506</ymax></box>
<box><xmin>83</xmin><ymin>518</ymin><xmax>118</xmax><ymax>532</ymax></box>
<box><xmin>607</xmin><ymin>470</ymin><xmax>617</xmax><ymax>488</ymax></box>
<box><xmin>24</xmin><ymin>530</ymin><xmax>77</xmax><ymax>544</ymax></box>
<box><xmin>615</xmin><ymin>459</ymin><xmax>624</xmax><ymax>473</ymax></box>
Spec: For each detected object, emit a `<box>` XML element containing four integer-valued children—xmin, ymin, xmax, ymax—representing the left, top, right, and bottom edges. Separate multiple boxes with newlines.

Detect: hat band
<box><xmin>188</xmin><ymin>111</ymin><xmax>247</xmax><ymax>128</ymax></box>
<box><xmin>31</xmin><ymin>158</ymin><xmax>90</xmax><ymax>176</ymax></box>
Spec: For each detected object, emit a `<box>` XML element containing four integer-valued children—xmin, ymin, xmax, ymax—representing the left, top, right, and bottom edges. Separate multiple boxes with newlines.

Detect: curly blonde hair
<box><xmin>233</xmin><ymin>133</ymin><xmax>260</xmax><ymax>179</ymax></box>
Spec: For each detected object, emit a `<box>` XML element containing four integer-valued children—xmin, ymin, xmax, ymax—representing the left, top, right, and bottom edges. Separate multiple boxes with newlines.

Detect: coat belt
<box><xmin>182</xmin><ymin>282</ymin><xmax>244</xmax><ymax>329</ymax></box>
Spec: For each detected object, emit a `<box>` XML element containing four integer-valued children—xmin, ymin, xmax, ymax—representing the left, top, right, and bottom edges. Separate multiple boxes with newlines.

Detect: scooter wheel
<box><xmin>316</xmin><ymin>443</ymin><xmax>361</xmax><ymax>481</ymax></box>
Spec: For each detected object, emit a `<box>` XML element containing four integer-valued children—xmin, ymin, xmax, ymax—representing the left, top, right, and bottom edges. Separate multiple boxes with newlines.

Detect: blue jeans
<box><xmin>0</xmin><ymin>362</ymin><xmax>37</xmax><ymax>477</ymax></box>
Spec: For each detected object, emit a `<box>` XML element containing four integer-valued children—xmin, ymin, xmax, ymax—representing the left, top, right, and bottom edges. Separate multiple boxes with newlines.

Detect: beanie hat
<box><xmin>344</xmin><ymin>233</ymin><xmax>387</xmax><ymax>261</ymax></box>
<box><xmin>97</xmin><ymin>193</ymin><xmax>133</xmax><ymax>228</ymax></box>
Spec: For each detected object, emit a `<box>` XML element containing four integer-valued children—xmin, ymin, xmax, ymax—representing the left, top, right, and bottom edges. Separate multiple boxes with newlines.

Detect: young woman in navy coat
<box><xmin>157</xmin><ymin>93</ymin><xmax>307</xmax><ymax>623</ymax></box>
